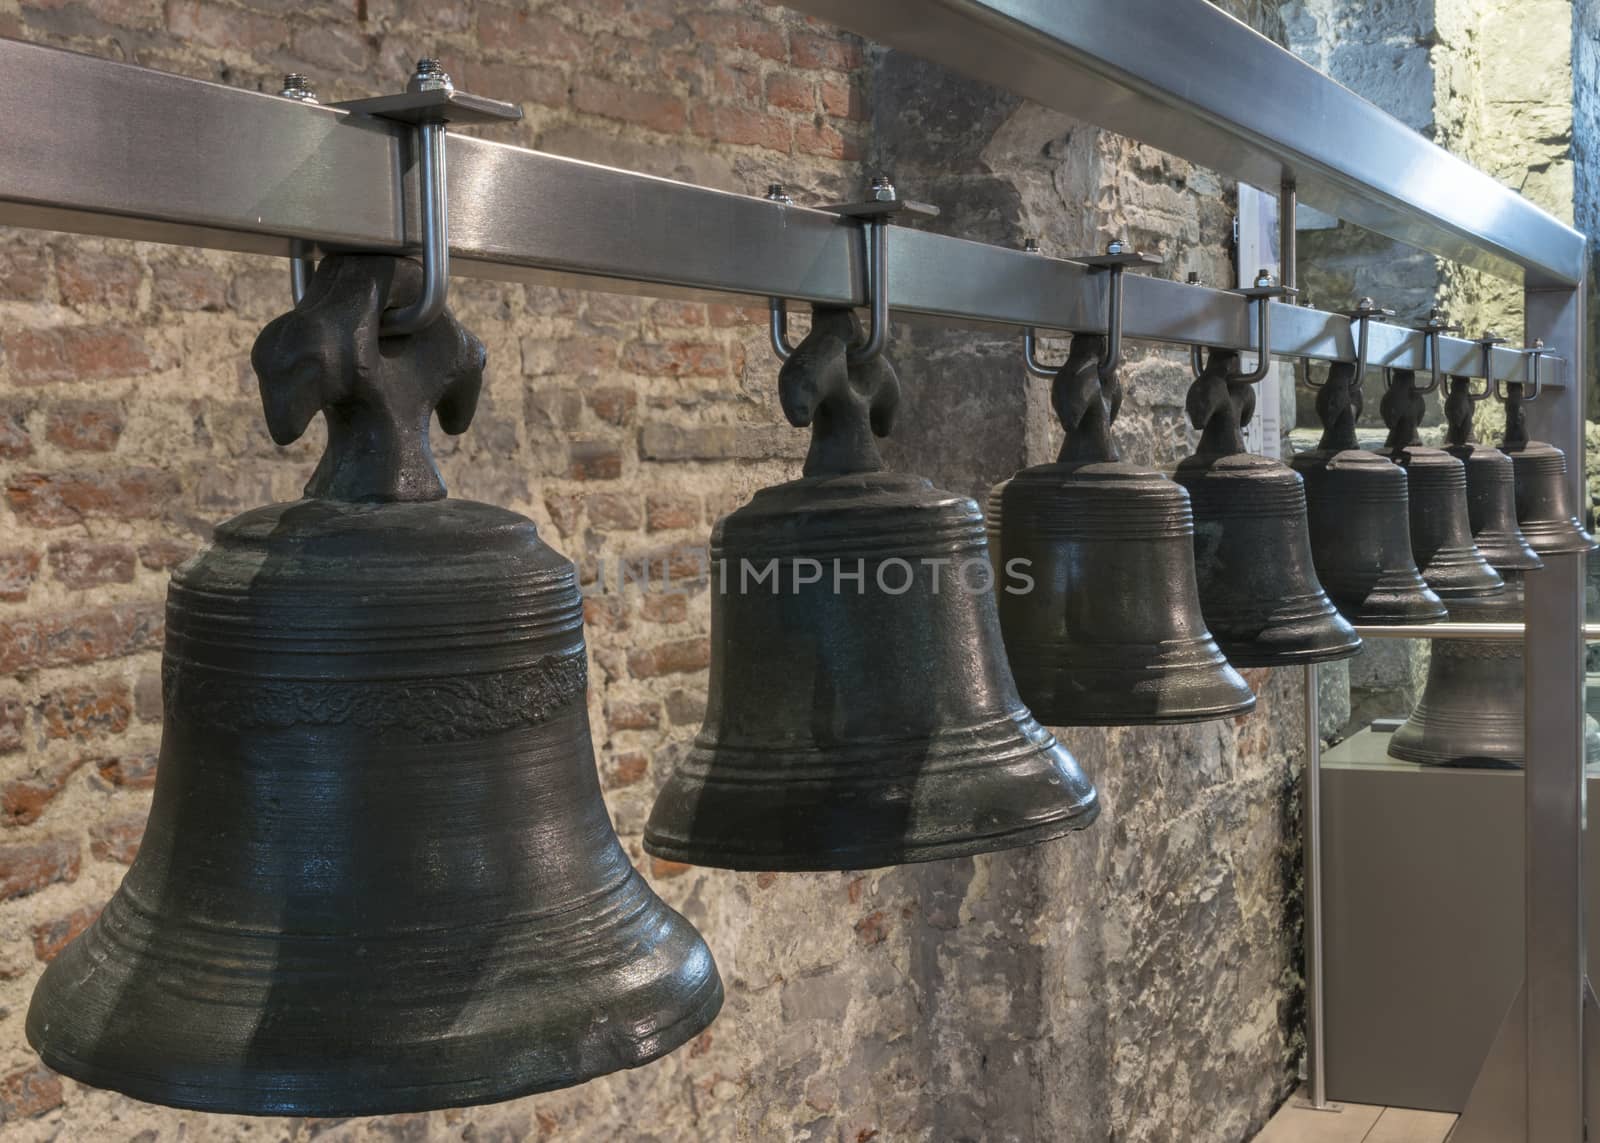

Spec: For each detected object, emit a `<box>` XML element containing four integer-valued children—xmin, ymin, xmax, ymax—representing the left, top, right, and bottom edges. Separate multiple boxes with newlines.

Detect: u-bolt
<box><xmin>1517</xmin><ymin>339</ymin><xmax>1545</xmax><ymax>404</ymax></box>
<box><xmin>1479</xmin><ymin>331</ymin><xmax>1511</xmax><ymax>400</ymax></box>
<box><xmin>1025</xmin><ymin>239</ymin><xmax>1159</xmax><ymax>379</ymax></box>
<box><xmin>1344</xmin><ymin>297</ymin><xmax>1393</xmax><ymax>390</ymax></box>
<box><xmin>1189</xmin><ymin>269</ymin><xmax>1292</xmax><ymax>383</ymax></box>
<box><xmin>1412</xmin><ymin>307</ymin><xmax>1460</xmax><ymax>396</ymax></box>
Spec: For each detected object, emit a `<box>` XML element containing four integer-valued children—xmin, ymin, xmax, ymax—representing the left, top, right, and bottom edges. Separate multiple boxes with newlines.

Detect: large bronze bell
<box><xmin>1373</xmin><ymin>369</ymin><xmax>1504</xmax><ymax>605</ymax></box>
<box><xmin>1499</xmin><ymin>377</ymin><xmax>1597</xmax><ymax>555</ymax></box>
<box><xmin>1290</xmin><ymin>361</ymin><xmax>1447</xmax><ymax>624</ymax></box>
<box><xmin>1172</xmin><ymin>348</ymin><xmax>1359</xmax><ymax>666</ymax></box>
<box><xmin>1442</xmin><ymin>374</ymin><xmax>1542</xmax><ymax>572</ymax></box>
<box><xmin>644</xmin><ymin>308</ymin><xmax>1098</xmax><ymax>871</ymax></box>
<box><xmin>27</xmin><ymin>257</ymin><xmax>722</xmax><ymax>1115</ymax></box>
<box><xmin>996</xmin><ymin>334</ymin><xmax>1255</xmax><ymax>724</ymax></box>
<box><xmin>1389</xmin><ymin>575</ymin><xmax>1599</xmax><ymax>768</ymax></box>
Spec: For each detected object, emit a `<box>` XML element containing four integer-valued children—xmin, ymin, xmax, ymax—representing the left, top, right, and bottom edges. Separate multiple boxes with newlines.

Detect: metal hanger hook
<box><xmin>1519</xmin><ymin>340</ymin><xmax>1545</xmax><ymax>404</ymax></box>
<box><xmin>1027</xmin><ymin>239</ymin><xmax>1161</xmax><ymax>379</ymax></box>
<box><xmin>1412</xmin><ymin>307</ymin><xmax>1461</xmax><ymax>396</ymax></box>
<box><xmin>1190</xmin><ymin>268</ymin><xmax>1293</xmax><ymax>384</ymax></box>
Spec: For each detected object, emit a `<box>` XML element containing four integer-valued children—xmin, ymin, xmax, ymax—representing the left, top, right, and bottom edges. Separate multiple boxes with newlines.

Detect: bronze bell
<box><xmin>1442</xmin><ymin>374</ymin><xmax>1542</xmax><ymax>572</ymax></box>
<box><xmin>996</xmin><ymin>334</ymin><xmax>1255</xmax><ymax>724</ymax></box>
<box><xmin>1372</xmin><ymin>368</ymin><xmax>1504</xmax><ymax>605</ymax></box>
<box><xmin>1389</xmin><ymin>575</ymin><xmax>1599</xmax><ymax>768</ymax></box>
<box><xmin>1172</xmin><ymin>348</ymin><xmax>1359</xmax><ymax>667</ymax></box>
<box><xmin>1290</xmin><ymin>361</ymin><xmax>1447</xmax><ymax>624</ymax></box>
<box><xmin>1499</xmin><ymin>377</ymin><xmax>1597</xmax><ymax>555</ymax></box>
<box><xmin>27</xmin><ymin>257</ymin><xmax>722</xmax><ymax>1116</ymax></box>
<box><xmin>644</xmin><ymin>307</ymin><xmax>1099</xmax><ymax>871</ymax></box>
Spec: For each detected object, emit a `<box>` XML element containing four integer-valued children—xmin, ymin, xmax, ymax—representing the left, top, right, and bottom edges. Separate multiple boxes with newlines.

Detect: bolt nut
<box><xmin>280</xmin><ymin>73</ymin><xmax>318</xmax><ymax>103</ymax></box>
<box><xmin>1254</xmin><ymin>268</ymin><xmax>1275</xmax><ymax>287</ymax></box>
<box><xmin>1106</xmin><ymin>239</ymin><xmax>1126</xmax><ymax>256</ymax></box>
<box><xmin>765</xmin><ymin>183</ymin><xmax>792</xmax><ymax>204</ymax></box>
<box><xmin>869</xmin><ymin>174</ymin><xmax>897</xmax><ymax>202</ymax></box>
<box><xmin>408</xmin><ymin>58</ymin><xmax>454</xmax><ymax>95</ymax></box>
<box><xmin>1024</xmin><ymin>237</ymin><xmax>1041</xmax><ymax>253</ymax></box>
<box><xmin>1186</xmin><ymin>271</ymin><xmax>1202</xmax><ymax>285</ymax></box>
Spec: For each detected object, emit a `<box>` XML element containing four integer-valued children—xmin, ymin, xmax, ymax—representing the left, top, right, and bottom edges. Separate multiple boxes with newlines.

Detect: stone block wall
<box><xmin>0</xmin><ymin>2</ymin><xmax>1310</xmax><ymax>1140</ymax></box>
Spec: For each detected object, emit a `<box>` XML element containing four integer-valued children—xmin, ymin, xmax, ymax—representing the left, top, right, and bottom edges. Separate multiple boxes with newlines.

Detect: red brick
<box><xmin>153</xmin><ymin>263</ymin><xmax>226</xmax><ymax>311</ymax></box>
<box><xmin>95</xmin><ymin>751</ymin><xmax>159</xmax><ymax>790</ymax></box>
<box><xmin>713</xmin><ymin>63</ymin><xmax>761</xmax><ymax>103</ymax></box>
<box><xmin>708</xmin><ymin>302</ymin><xmax>766</xmax><ymax>327</ymax></box>
<box><xmin>621</xmin><ymin>340</ymin><xmax>728</xmax><ymax>377</ymax></box>
<box><xmin>478</xmin><ymin>4</ymin><xmax>585</xmax><ymax>59</ymax></box>
<box><xmin>605</xmin><ymin>699</ymin><xmax>660</xmax><ymax>731</ymax></box>
<box><xmin>795</xmin><ymin>121</ymin><xmax>858</xmax><ymax>160</ymax></box>
<box><xmin>574</xmin><ymin>76</ymin><xmax>687</xmax><ymax>135</ymax></box>
<box><xmin>627</xmin><ymin>635</ymin><xmax>710</xmax><ymax>678</ymax></box>
<box><xmin>583</xmin><ymin>594</ymin><xmax>628</xmax><ymax>631</ymax></box>
<box><xmin>0</xmin><ymin>404</ymin><xmax>30</xmax><ymax>459</ymax></box>
<box><xmin>0</xmin><ymin>602</ymin><xmax>164</xmax><ymax>675</ymax></box>
<box><xmin>0</xmin><ymin>700</ymin><xmax>23</xmax><ymax>755</ymax></box>
<box><xmin>587</xmin><ymin>492</ymin><xmax>642</xmax><ymax>530</ymax></box>
<box><xmin>650</xmin><ymin>855</ymin><xmax>692</xmax><ymax>879</ymax></box>
<box><xmin>32</xmin><ymin>902</ymin><xmax>102</xmax><ymax>962</ymax></box>
<box><xmin>56</xmin><ymin>249</ymin><xmax>141</xmax><ymax>309</ymax></box>
<box><xmin>756</xmin><ymin>871</ymin><xmax>778</xmax><ymax>889</ymax></box>
<box><xmin>44</xmin><ymin>401</ymin><xmax>125</xmax><ymax>452</ymax></box>
<box><xmin>820</xmin><ymin>77</ymin><xmax>865</xmax><ymax>121</ymax></box>
<box><xmin>40</xmin><ymin>679</ymin><xmax>132</xmax><ymax>743</ymax></box>
<box><xmin>0</xmin><ymin>549</ymin><xmax>41</xmax><ymax>602</ymax></box>
<box><xmin>90</xmin><ymin>810</ymin><xmax>147</xmax><ymax>864</ymax></box>
<box><xmin>607</xmin><ymin>750</ymin><xmax>649</xmax><ymax>787</ymax></box>
<box><xmin>2</xmin><ymin>756</ymin><xmax>86</xmax><ymax>828</ymax></box>
<box><xmin>460</xmin><ymin>60</ymin><xmax>570</xmax><ymax>110</ymax></box>
<box><xmin>5</xmin><ymin>468</ymin><xmax>180</xmax><ymax>527</ymax></box>
<box><xmin>6</xmin><ymin>327</ymin><xmax>153</xmax><ymax>385</ymax></box>
<box><xmin>646</xmin><ymin>493</ymin><xmax>700</xmax><ymax>532</ymax></box>
<box><xmin>690</xmin><ymin>105</ymin><xmax>791</xmax><ymax>152</ymax></box>
<box><xmin>648</xmin><ymin>300</ymin><xmax>708</xmax><ymax>328</ymax></box>
<box><xmin>0</xmin><ymin>248</ymin><xmax>50</xmax><ymax>302</ymax></box>
<box><xmin>164</xmin><ymin>0</ymin><xmax>287</xmax><ymax>53</ymax></box>
<box><xmin>0</xmin><ymin>839</ymin><xmax>80</xmax><ymax>901</ymax></box>
<box><xmin>47</xmin><ymin>540</ymin><xmax>137</xmax><ymax>589</ymax></box>
<box><xmin>641</xmin><ymin>593</ymin><xmax>688</xmax><ymax>623</ymax></box>
<box><xmin>568</xmin><ymin>441</ymin><xmax>623</xmax><ymax>481</ymax></box>
<box><xmin>765</xmin><ymin>72</ymin><xmax>814</xmax><ymax>113</ymax></box>
<box><xmin>137</xmin><ymin>536</ymin><xmax>195</xmax><ymax>571</ymax></box>
<box><xmin>544</xmin><ymin>492</ymin><xmax>582</xmax><ymax>538</ymax></box>
<box><xmin>586</xmin><ymin>387</ymin><xmax>636</xmax><ymax>426</ymax></box>
<box><xmin>0</xmin><ymin>1063</ymin><xmax>63</xmax><ymax>1120</ymax></box>
<box><xmin>686</xmin><ymin>11</ymin><xmax>787</xmax><ymax>60</ymax></box>
<box><xmin>791</xmin><ymin>32</ymin><xmax>862</xmax><ymax>70</ymax></box>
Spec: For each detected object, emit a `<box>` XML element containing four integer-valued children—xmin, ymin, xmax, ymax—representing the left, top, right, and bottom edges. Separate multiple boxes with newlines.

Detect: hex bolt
<box><xmin>869</xmin><ymin>174</ymin><xmax>897</xmax><ymax>202</ymax></box>
<box><xmin>765</xmin><ymin>183</ymin><xmax>792</xmax><ymax>204</ymax></box>
<box><xmin>1024</xmin><ymin>237</ymin><xmax>1041</xmax><ymax>253</ymax></box>
<box><xmin>408</xmin><ymin>58</ymin><xmax>453</xmax><ymax>94</ymax></box>
<box><xmin>1255</xmin><ymin>267</ymin><xmax>1275</xmax><ymax>288</ymax></box>
<box><xmin>1106</xmin><ymin>239</ymin><xmax>1127</xmax><ymax>256</ymax></box>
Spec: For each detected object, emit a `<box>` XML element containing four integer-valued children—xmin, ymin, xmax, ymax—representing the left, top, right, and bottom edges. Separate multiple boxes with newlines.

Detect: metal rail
<box><xmin>780</xmin><ymin>0</ymin><xmax>1587</xmax><ymax>289</ymax></box>
<box><xmin>1356</xmin><ymin>624</ymin><xmax>1600</xmax><ymax>642</ymax></box>
<box><xmin>0</xmin><ymin>38</ymin><xmax>1564</xmax><ymax>386</ymax></box>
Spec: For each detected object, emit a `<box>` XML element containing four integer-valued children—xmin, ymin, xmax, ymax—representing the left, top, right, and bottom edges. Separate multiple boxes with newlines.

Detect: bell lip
<box><xmin>1521</xmin><ymin>524</ymin><xmax>1600</xmax><ymax>556</ymax></box>
<box><xmin>1337</xmin><ymin>599</ymin><xmax>1450</xmax><ymax>624</ymax></box>
<box><xmin>1214</xmin><ymin>630</ymin><xmax>1363</xmax><ymax>668</ymax></box>
<box><xmin>1025</xmin><ymin>686</ymin><xmax>1257</xmax><ymax>726</ymax></box>
<box><xmin>26</xmin><ymin>971</ymin><xmax>724</xmax><ymax>1118</ymax></box>
<box><xmin>641</xmin><ymin>789</ymin><xmax>1100</xmax><ymax>873</ymax></box>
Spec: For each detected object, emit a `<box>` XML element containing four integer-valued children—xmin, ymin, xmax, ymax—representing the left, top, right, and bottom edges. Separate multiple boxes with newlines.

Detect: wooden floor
<box><xmin>1250</xmin><ymin>1090</ymin><xmax>1456</xmax><ymax>1143</ymax></box>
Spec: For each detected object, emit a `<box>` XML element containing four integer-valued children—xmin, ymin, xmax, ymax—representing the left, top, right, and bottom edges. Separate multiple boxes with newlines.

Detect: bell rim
<box><xmin>641</xmin><ymin>788</ymin><xmax>1100</xmax><ymax>873</ymax></box>
<box><xmin>1213</xmin><ymin>630</ymin><xmax>1363</xmax><ymax>668</ymax></box>
<box><xmin>26</xmin><ymin>971</ymin><xmax>724</xmax><ymax>1118</ymax></box>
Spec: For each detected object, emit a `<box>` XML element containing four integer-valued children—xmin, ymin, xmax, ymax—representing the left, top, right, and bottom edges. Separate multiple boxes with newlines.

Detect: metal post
<box><xmin>1304</xmin><ymin>661</ymin><xmax>1327</xmax><ymax>1109</ymax></box>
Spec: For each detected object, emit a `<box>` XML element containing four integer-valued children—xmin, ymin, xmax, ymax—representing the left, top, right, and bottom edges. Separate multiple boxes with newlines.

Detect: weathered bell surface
<box><xmin>1372</xmin><ymin>369</ymin><xmax>1503</xmax><ymax>605</ymax></box>
<box><xmin>1290</xmin><ymin>361</ymin><xmax>1447</xmax><ymax>624</ymax></box>
<box><xmin>996</xmin><ymin>334</ymin><xmax>1255</xmax><ymax>724</ymax></box>
<box><xmin>27</xmin><ymin>257</ymin><xmax>722</xmax><ymax>1116</ymax></box>
<box><xmin>644</xmin><ymin>308</ymin><xmax>1099</xmax><ymax>871</ymax></box>
<box><xmin>1499</xmin><ymin>378</ymin><xmax>1598</xmax><ymax>555</ymax></box>
<box><xmin>1389</xmin><ymin>575</ymin><xmax>1600</xmax><ymax>769</ymax></box>
<box><xmin>1172</xmin><ymin>349</ymin><xmax>1359</xmax><ymax>667</ymax></box>
<box><xmin>1441</xmin><ymin>375</ymin><xmax>1542</xmax><ymax>571</ymax></box>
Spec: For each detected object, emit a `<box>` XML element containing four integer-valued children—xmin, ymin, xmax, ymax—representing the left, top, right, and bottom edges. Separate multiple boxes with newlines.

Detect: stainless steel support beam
<box><xmin>0</xmin><ymin>38</ymin><xmax>1564</xmax><ymax>387</ymax></box>
<box><xmin>781</xmin><ymin>0</ymin><xmax>1587</xmax><ymax>289</ymax></box>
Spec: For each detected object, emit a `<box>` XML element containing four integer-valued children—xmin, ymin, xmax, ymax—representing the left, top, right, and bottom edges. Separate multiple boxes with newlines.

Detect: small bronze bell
<box><xmin>1499</xmin><ymin>377</ymin><xmax>1597</xmax><ymax>555</ymax></box>
<box><xmin>1290</xmin><ymin>361</ymin><xmax>1447</xmax><ymax>624</ymax></box>
<box><xmin>644</xmin><ymin>308</ymin><xmax>1099</xmax><ymax>871</ymax></box>
<box><xmin>997</xmin><ymin>334</ymin><xmax>1255</xmax><ymax>724</ymax></box>
<box><xmin>1372</xmin><ymin>369</ymin><xmax>1504</xmax><ymax>605</ymax></box>
<box><xmin>1172</xmin><ymin>348</ymin><xmax>1359</xmax><ymax>667</ymax></box>
<box><xmin>1389</xmin><ymin>575</ymin><xmax>1599</xmax><ymax>768</ymax></box>
<box><xmin>1442</xmin><ymin>374</ymin><xmax>1541</xmax><ymax>572</ymax></box>
<box><xmin>27</xmin><ymin>257</ymin><xmax>722</xmax><ymax>1115</ymax></box>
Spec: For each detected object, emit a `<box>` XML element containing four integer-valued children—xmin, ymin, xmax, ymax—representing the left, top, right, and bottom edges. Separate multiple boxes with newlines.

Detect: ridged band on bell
<box><xmin>1290</xmin><ymin>361</ymin><xmax>1446</xmax><ymax>624</ymax></box>
<box><xmin>644</xmin><ymin>308</ymin><xmax>1098</xmax><ymax>872</ymax></box>
<box><xmin>1389</xmin><ymin>578</ymin><xmax>1600</xmax><ymax>769</ymax></box>
<box><xmin>993</xmin><ymin>335</ymin><xmax>1254</xmax><ymax>725</ymax></box>
<box><xmin>27</xmin><ymin>257</ymin><xmax>722</xmax><ymax>1116</ymax></box>
<box><xmin>1171</xmin><ymin>348</ymin><xmax>1358</xmax><ymax>667</ymax></box>
<box><xmin>1441</xmin><ymin>376</ymin><xmax>1541</xmax><ymax>571</ymax></box>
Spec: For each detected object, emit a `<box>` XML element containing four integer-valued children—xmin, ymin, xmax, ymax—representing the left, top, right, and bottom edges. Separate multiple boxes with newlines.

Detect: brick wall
<box><xmin>0</xmin><ymin>2</ymin><xmax>1306</xmax><ymax>1139</ymax></box>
